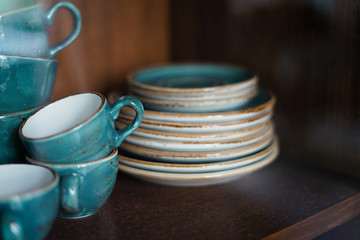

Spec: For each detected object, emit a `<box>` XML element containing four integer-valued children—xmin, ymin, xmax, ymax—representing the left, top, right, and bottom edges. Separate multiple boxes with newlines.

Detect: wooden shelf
<box><xmin>45</xmin><ymin>155</ymin><xmax>360</xmax><ymax>240</ymax></box>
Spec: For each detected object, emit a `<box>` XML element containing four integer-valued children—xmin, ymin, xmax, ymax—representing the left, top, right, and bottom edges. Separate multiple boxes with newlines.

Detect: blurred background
<box><xmin>43</xmin><ymin>0</ymin><xmax>359</xmax><ymax>177</ymax></box>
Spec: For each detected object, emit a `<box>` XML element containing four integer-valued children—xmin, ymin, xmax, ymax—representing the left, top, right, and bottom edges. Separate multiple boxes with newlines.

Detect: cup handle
<box><xmin>60</xmin><ymin>173</ymin><xmax>81</xmax><ymax>215</ymax></box>
<box><xmin>46</xmin><ymin>1</ymin><xmax>82</xmax><ymax>57</ymax></box>
<box><xmin>1</xmin><ymin>212</ymin><xmax>23</xmax><ymax>240</ymax></box>
<box><xmin>110</xmin><ymin>95</ymin><xmax>144</xmax><ymax>147</ymax></box>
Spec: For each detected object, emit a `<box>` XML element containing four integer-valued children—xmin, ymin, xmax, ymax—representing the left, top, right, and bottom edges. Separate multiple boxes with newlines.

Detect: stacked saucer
<box><xmin>109</xmin><ymin>64</ymin><xmax>279</xmax><ymax>187</ymax></box>
<box><xmin>129</xmin><ymin>64</ymin><xmax>258</xmax><ymax>113</ymax></box>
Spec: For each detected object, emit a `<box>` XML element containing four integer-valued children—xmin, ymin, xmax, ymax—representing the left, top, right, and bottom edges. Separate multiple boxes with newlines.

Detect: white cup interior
<box><xmin>0</xmin><ymin>164</ymin><xmax>55</xmax><ymax>198</ymax></box>
<box><xmin>21</xmin><ymin>93</ymin><xmax>102</xmax><ymax>139</ymax></box>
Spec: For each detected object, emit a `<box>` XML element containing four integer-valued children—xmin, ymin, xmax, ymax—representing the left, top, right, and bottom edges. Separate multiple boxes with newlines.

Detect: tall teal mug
<box><xmin>0</xmin><ymin>2</ymin><xmax>81</xmax><ymax>58</ymax></box>
<box><xmin>20</xmin><ymin>92</ymin><xmax>144</xmax><ymax>163</ymax></box>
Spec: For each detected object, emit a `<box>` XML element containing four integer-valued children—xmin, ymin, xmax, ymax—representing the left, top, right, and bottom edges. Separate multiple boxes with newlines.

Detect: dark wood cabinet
<box><xmin>43</xmin><ymin>0</ymin><xmax>360</xmax><ymax>239</ymax></box>
<box><xmin>170</xmin><ymin>0</ymin><xmax>360</xmax><ymax>178</ymax></box>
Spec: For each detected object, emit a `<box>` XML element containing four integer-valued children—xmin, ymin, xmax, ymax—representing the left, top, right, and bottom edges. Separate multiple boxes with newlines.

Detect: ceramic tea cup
<box><xmin>0</xmin><ymin>164</ymin><xmax>59</xmax><ymax>240</ymax></box>
<box><xmin>19</xmin><ymin>92</ymin><xmax>143</xmax><ymax>163</ymax></box>
<box><xmin>0</xmin><ymin>106</ymin><xmax>41</xmax><ymax>164</ymax></box>
<box><xmin>0</xmin><ymin>0</ymin><xmax>36</xmax><ymax>13</ymax></box>
<box><xmin>0</xmin><ymin>1</ymin><xmax>81</xmax><ymax>58</ymax></box>
<box><xmin>26</xmin><ymin>148</ymin><xmax>118</xmax><ymax>218</ymax></box>
<box><xmin>0</xmin><ymin>55</ymin><xmax>58</xmax><ymax>114</ymax></box>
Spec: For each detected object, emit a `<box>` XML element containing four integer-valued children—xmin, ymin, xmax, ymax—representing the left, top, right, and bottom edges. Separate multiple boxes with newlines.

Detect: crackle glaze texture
<box><xmin>0</xmin><ymin>107</ymin><xmax>39</xmax><ymax>164</ymax></box>
<box><xmin>0</xmin><ymin>56</ymin><xmax>57</xmax><ymax>114</ymax></box>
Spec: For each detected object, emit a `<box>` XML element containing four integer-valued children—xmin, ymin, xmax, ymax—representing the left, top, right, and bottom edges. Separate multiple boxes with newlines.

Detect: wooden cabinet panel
<box><xmin>171</xmin><ymin>0</ymin><xmax>360</xmax><ymax>177</ymax></box>
<box><xmin>43</xmin><ymin>0</ymin><xmax>170</xmax><ymax>100</ymax></box>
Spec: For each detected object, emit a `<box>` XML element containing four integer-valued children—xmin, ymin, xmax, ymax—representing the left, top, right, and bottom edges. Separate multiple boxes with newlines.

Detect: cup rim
<box><xmin>0</xmin><ymin>54</ymin><xmax>58</xmax><ymax>62</ymax></box>
<box><xmin>0</xmin><ymin>164</ymin><xmax>59</xmax><ymax>202</ymax></box>
<box><xmin>19</xmin><ymin>92</ymin><xmax>106</xmax><ymax>141</ymax></box>
<box><xmin>0</xmin><ymin>105</ymin><xmax>43</xmax><ymax>118</ymax></box>
<box><xmin>26</xmin><ymin>148</ymin><xmax>118</xmax><ymax>166</ymax></box>
<box><xmin>0</xmin><ymin>3</ymin><xmax>42</xmax><ymax>16</ymax></box>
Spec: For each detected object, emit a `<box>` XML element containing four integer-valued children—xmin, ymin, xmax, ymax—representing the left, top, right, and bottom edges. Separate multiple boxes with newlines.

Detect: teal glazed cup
<box><xmin>19</xmin><ymin>92</ymin><xmax>144</xmax><ymax>163</ymax></box>
<box><xmin>0</xmin><ymin>55</ymin><xmax>58</xmax><ymax>114</ymax></box>
<box><xmin>0</xmin><ymin>164</ymin><xmax>59</xmax><ymax>240</ymax></box>
<box><xmin>0</xmin><ymin>106</ymin><xmax>40</xmax><ymax>164</ymax></box>
<box><xmin>0</xmin><ymin>2</ymin><xmax>81</xmax><ymax>58</ymax></box>
<box><xmin>27</xmin><ymin>148</ymin><xmax>118</xmax><ymax>218</ymax></box>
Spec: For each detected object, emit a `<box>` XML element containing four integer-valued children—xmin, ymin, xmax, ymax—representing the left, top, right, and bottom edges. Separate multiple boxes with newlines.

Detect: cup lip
<box><xmin>0</xmin><ymin>105</ymin><xmax>43</xmax><ymax>118</ymax></box>
<box><xmin>19</xmin><ymin>92</ymin><xmax>106</xmax><ymax>141</ymax></box>
<box><xmin>0</xmin><ymin>54</ymin><xmax>58</xmax><ymax>62</ymax></box>
<box><xmin>0</xmin><ymin>164</ymin><xmax>59</xmax><ymax>202</ymax></box>
<box><xmin>0</xmin><ymin>3</ymin><xmax>42</xmax><ymax>16</ymax></box>
<box><xmin>26</xmin><ymin>148</ymin><xmax>118</xmax><ymax>166</ymax></box>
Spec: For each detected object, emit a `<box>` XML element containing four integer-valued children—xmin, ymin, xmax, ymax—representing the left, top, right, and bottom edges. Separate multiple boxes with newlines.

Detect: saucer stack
<box><xmin>109</xmin><ymin>64</ymin><xmax>279</xmax><ymax>187</ymax></box>
<box><xmin>0</xmin><ymin>1</ymin><xmax>81</xmax><ymax>164</ymax></box>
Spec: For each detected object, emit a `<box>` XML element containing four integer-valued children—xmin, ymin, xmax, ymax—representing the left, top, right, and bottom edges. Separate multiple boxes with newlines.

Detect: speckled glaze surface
<box><xmin>108</xmin><ymin>90</ymin><xmax>275</xmax><ymax>123</ymax></box>
<box><xmin>118</xmin><ymin>110</ymin><xmax>273</xmax><ymax>134</ymax></box>
<box><xmin>0</xmin><ymin>55</ymin><xmax>57</xmax><ymax>114</ymax></box>
<box><xmin>119</xmin><ymin>138</ymin><xmax>278</xmax><ymax>173</ymax></box>
<box><xmin>122</xmin><ymin>122</ymin><xmax>273</xmax><ymax>152</ymax></box>
<box><xmin>136</xmin><ymin>89</ymin><xmax>257</xmax><ymax>113</ymax></box>
<box><xmin>120</xmin><ymin>134</ymin><xmax>274</xmax><ymax>163</ymax></box>
<box><xmin>130</xmin><ymin>83</ymin><xmax>258</xmax><ymax>101</ymax></box>
<box><xmin>128</xmin><ymin>63</ymin><xmax>257</xmax><ymax>94</ymax></box>
<box><xmin>19</xmin><ymin>93</ymin><xmax>143</xmax><ymax>164</ymax></box>
<box><xmin>0</xmin><ymin>2</ymin><xmax>81</xmax><ymax>58</ymax></box>
<box><xmin>116</xmin><ymin>120</ymin><xmax>271</xmax><ymax>142</ymax></box>
<box><xmin>0</xmin><ymin>164</ymin><xmax>59</xmax><ymax>240</ymax></box>
<box><xmin>26</xmin><ymin>149</ymin><xmax>118</xmax><ymax>219</ymax></box>
<box><xmin>0</xmin><ymin>107</ymin><xmax>39</xmax><ymax>164</ymax></box>
<box><xmin>118</xmin><ymin>146</ymin><xmax>278</xmax><ymax>187</ymax></box>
